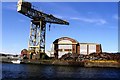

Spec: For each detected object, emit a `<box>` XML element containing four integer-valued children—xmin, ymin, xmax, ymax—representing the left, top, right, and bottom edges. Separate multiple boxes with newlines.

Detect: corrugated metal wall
<box><xmin>80</xmin><ymin>44</ymin><xmax>87</xmax><ymax>55</ymax></box>
<box><xmin>89</xmin><ymin>45</ymin><xmax>96</xmax><ymax>54</ymax></box>
<box><xmin>58</xmin><ymin>45</ymin><xmax>72</xmax><ymax>58</ymax></box>
<box><xmin>80</xmin><ymin>44</ymin><xmax>97</xmax><ymax>55</ymax></box>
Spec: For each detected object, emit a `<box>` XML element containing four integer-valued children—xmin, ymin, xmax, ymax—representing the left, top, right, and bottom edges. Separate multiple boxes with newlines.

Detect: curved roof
<box><xmin>53</xmin><ymin>37</ymin><xmax>79</xmax><ymax>44</ymax></box>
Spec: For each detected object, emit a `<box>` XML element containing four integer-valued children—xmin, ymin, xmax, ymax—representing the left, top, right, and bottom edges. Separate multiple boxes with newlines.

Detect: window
<box><xmin>64</xmin><ymin>49</ymin><xmax>72</xmax><ymax>51</ymax></box>
<box><xmin>57</xmin><ymin>49</ymin><xmax>62</xmax><ymax>51</ymax></box>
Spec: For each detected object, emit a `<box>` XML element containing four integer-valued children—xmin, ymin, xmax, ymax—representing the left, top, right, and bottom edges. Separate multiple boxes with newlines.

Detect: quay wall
<box><xmin>1</xmin><ymin>57</ymin><xmax>120</xmax><ymax>68</ymax></box>
<box><xmin>84</xmin><ymin>60</ymin><xmax>120</xmax><ymax>68</ymax></box>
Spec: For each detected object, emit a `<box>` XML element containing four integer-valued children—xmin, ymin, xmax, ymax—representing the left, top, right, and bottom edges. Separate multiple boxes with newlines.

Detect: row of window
<box><xmin>57</xmin><ymin>49</ymin><xmax>72</xmax><ymax>52</ymax></box>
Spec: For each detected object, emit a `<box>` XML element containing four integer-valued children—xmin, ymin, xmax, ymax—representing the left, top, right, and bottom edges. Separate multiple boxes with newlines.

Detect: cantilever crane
<box><xmin>17</xmin><ymin>0</ymin><xmax>69</xmax><ymax>59</ymax></box>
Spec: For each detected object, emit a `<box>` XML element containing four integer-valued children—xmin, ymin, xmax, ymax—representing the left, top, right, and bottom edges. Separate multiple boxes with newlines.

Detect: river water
<box><xmin>1</xmin><ymin>63</ymin><xmax>120</xmax><ymax>80</ymax></box>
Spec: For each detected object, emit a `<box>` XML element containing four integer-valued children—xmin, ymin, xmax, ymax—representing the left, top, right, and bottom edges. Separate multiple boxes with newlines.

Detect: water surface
<box><xmin>2</xmin><ymin>63</ymin><xmax>120</xmax><ymax>80</ymax></box>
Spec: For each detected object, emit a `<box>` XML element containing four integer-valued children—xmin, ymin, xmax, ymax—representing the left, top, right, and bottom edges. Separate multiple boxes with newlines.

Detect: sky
<box><xmin>1</xmin><ymin>2</ymin><xmax>118</xmax><ymax>54</ymax></box>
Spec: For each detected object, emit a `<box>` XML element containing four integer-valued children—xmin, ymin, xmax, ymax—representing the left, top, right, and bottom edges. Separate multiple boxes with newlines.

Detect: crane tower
<box><xmin>17</xmin><ymin>0</ymin><xmax>69</xmax><ymax>59</ymax></box>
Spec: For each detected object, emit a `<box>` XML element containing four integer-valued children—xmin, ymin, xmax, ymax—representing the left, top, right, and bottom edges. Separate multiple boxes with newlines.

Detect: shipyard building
<box><xmin>51</xmin><ymin>37</ymin><xmax>102</xmax><ymax>58</ymax></box>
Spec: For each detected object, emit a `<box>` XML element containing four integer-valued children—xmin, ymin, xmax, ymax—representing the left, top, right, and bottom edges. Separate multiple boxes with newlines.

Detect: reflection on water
<box><xmin>2</xmin><ymin>63</ymin><xmax>120</xmax><ymax>80</ymax></box>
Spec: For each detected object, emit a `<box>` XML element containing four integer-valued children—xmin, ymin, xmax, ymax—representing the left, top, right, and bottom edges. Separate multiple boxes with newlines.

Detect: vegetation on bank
<box><xmin>58</xmin><ymin>52</ymin><xmax>120</xmax><ymax>62</ymax></box>
<box><xmin>1</xmin><ymin>52</ymin><xmax>120</xmax><ymax>68</ymax></box>
<box><xmin>1</xmin><ymin>52</ymin><xmax>120</xmax><ymax>62</ymax></box>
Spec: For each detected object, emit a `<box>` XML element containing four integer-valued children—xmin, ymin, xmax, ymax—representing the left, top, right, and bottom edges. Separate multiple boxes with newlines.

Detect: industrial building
<box><xmin>51</xmin><ymin>37</ymin><xmax>102</xmax><ymax>59</ymax></box>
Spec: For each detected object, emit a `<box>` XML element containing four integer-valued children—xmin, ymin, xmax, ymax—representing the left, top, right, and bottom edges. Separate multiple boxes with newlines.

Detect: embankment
<box><xmin>84</xmin><ymin>60</ymin><xmax>120</xmax><ymax>68</ymax></box>
<box><xmin>21</xmin><ymin>59</ymin><xmax>84</xmax><ymax>66</ymax></box>
<box><xmin>1</xmin><ymin>58</ymin><xmax>120</xmax><ymax>68</ymax></box>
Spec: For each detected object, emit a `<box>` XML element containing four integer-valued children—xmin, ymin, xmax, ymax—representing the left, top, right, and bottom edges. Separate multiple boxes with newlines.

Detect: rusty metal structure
<box><xmin>17</xmin><ymin>0</ymin><xmax>69</xmax><ymax>59</ymax></box>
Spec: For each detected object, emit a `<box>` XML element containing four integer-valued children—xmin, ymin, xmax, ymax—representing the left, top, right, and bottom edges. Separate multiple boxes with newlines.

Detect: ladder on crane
<box><xmin>17</xmin><ymin>0</ymin><xmax>69</xmax><ymax>59</ymax></box>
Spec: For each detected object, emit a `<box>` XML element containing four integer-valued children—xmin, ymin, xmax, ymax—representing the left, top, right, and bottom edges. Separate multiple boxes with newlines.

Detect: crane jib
<box><xmin>17</xmin><ymin>0</ymin><xmax>69</xmax><ymax>25</ymax></box>
<box><xmin>17</xmin><ymin>0</ymin><xmax>69</xmax><ymax>59</ymax></box>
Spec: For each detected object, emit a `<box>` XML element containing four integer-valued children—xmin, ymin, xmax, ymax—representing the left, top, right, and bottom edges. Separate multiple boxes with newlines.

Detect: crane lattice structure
<box><xmin>17</xmin><ymin>0</ymin><xmax>69</xmax><ymax>59</ymax></box>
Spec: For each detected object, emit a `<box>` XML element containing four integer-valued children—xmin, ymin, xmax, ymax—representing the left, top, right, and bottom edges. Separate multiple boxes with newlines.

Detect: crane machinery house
<box><xmin>17</xmin><ymin>0</ymin><xmax>69</xmax><ymax>59</ymax></box>
<box><xmin>51</xmin><ymin>37</ymin><xmax>102</xmax><ymax>59</ymax></box>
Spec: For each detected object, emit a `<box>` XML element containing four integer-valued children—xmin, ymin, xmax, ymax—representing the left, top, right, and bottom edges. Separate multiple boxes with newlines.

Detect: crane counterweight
<box><xmin>17</xmin><ymin>0</ymin><xmax>69</xmax><ymax>59</ymax></box>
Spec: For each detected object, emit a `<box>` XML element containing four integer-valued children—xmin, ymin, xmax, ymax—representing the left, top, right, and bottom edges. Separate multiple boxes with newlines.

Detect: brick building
<box><xmin>52</xmin><ymin>37</ymin><xmax>102</xmax><ymax>59</ymax></box>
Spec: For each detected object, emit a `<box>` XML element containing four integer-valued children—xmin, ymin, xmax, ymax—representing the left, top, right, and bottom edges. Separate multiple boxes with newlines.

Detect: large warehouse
<box><xmin>51</xmin><ymin>37</ymin><xmax>102</xmax><ymax>58</ymax></box>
